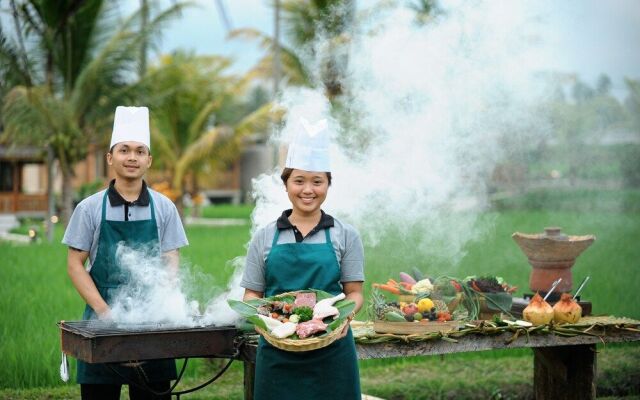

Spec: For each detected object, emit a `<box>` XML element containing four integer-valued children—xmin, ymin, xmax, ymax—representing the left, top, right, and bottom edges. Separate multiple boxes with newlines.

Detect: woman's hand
<box><xmin>338</xmin><ymin>310</ymin><xmax>356</xmax><ymax>338</ymax></box>
<box><xmin>243</xmin><ymin>289</ymin><xmax>264</xmax><ymax>333</ymax></box>
<box><xmin>338</xmin><ymin>282</ymin><xmax>363</xmax><ymax>339</ymax></box>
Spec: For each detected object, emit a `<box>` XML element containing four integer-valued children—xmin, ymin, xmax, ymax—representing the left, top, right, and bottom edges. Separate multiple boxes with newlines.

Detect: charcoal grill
<box><xmin>58</xmin><ymin>320</ymin><xmax>239</xmax><ymax>364</ymax></box>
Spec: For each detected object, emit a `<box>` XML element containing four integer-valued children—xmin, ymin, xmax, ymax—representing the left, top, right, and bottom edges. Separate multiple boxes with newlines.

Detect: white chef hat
<box><xmin>110</xmin><ymin>106</ymin><xmax>151</xmax><ymax>150</ymax></box>
<box><xmin>285</xmin><ymin>117</ymin><xmax>331</xmax><ymax>172</ymax></box>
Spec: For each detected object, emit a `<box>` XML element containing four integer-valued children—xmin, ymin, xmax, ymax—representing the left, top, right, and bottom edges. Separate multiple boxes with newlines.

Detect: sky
<box><xmin>142</xmin><ymin>0</ymin><xmax>640</xmax><ymax>97</ymax></box>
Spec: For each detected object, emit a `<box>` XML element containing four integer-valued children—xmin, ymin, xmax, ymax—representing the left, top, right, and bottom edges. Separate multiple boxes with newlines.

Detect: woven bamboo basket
<box><xmin>256</xmin><ymin>319</ymin><xmax>349</xmax><ymax>352</ymax></box>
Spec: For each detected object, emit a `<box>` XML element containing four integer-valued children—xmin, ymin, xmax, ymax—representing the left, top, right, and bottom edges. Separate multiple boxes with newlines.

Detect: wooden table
<box><xmin>237</xmin><ymin>328</ymin><xmax>640</xmax><ymax>400</ymax></box>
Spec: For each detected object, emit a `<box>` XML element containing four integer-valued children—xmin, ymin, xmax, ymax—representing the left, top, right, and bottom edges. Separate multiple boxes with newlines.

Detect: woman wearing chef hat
<box><xmin>241</xmin><ymin>117</ymin><xmax>364</xmax><ymax>400</ymax></box>
<box><xmin>63</xmin><ymin>106</ymin><xmax>188</xmax><ymax>399</ymax></box>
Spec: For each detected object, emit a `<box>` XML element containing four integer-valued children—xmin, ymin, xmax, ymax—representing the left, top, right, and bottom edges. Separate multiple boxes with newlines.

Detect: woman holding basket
<box><xmin>240</xmin><ymin>118</ymin><xmax>365</xmax><ymax>400</ymax></box>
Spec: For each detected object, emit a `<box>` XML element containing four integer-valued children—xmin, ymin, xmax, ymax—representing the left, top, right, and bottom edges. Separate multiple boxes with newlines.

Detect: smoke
<box><xmin>109</xmin><ymin>244</ymin><xmax>245</xmax><ymax>327</ymax></box>
<box><xmin>251</xmin><ymin>1</ymin><xmax>554</xmax><ymax>268</ymax></box>
<box><xmin>111</xmin><ymin>0</ymin><xmax>560</xmax><ymax>326</ymax></box>
<box><xmin>109</xmin><ymin>243</ymin><xmax>200</xmax><ymax>326</ymax></box>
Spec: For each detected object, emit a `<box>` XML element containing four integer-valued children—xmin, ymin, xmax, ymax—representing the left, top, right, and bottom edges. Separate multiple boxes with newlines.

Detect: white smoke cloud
<box><xmin>251</xmin><ymin>1</ymin><xmax>553</xmax><ymax>269</ymax></box>
<box><xmin>110</xmin><ymin>1</ymin><xmax>558</xmax><ymax>326</ymax></box>
<box><xmin>109</xmin><ymin>244</ymin><xmax>244</xmax><ymax>327</ymax></box>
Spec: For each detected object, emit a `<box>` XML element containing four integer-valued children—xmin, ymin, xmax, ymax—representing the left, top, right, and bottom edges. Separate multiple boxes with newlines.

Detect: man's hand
<box><xmin>67</xmin><ymin>248</ymin><xmax>110</xmax><ymax>317</ymax></box>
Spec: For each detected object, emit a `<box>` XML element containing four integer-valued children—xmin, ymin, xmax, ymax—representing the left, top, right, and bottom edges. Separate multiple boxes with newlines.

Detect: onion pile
<box><xmin>523</xmin><ymin>292</ymin><xmax>554</xmax><ymax>325</ymax></box>
<box><xmin>552</xmin><ymin>293</ymin><xmax>582</xmax><ymax>324</ymax></box>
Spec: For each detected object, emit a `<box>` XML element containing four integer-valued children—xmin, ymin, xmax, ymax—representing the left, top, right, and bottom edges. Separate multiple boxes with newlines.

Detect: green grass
<box><xmin>194</xmin><ymin>204</ymin><xmax>254</xmax><ymax>219</ymax></box>
<box><xmin>2</xmin><ymin>344</ymin><xmax>638</xmax><ymax>399</ymax></box>
<box><xmin>1</xmin><ymin>207</ymin><xmax>639</xmax><ymax>397</ymax></box>
<box><xmin>492</xmin><ymin>188</ymin><xmax>640</xmax><ymax>213</ymax></box>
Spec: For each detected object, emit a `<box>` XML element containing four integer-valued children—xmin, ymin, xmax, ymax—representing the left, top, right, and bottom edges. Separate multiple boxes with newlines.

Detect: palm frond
<box><xmin>1</xmin><ymin>86</ymin><xmax>50</xmax><ymax>144</ymax></box>
<box><xmin>227</xmin><ymin>28</ymin><xmax>273</xmax><ymax>50</ymax></box>
<box><xmin>150</xmin><ymin>122</ymin><xmax>178</xmax><ymax>167</ymax></box>
<box><xmin>234</xmin><ymin>102</ymin><xmax>285</xmax><ymax>138</ymax></box>
<box><xmin>70</xmin><ymin>2</ymin><xmax>191</xmax><ymax>126</ymax></box>
<box><xmin>172</xmin><ymin>126</ymin><xmax>232</xmax><ymax>189</ymax></box>
<box><xmin>187</xmin><ymin>100</ymin><xmax>220</xmax><ymax>145</ymax></box>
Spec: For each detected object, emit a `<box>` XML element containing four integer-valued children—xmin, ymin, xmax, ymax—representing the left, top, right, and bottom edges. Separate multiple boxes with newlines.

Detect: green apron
<box><xmin>254</xmin><ymin>227</ymin><xmax>361</xmax><ymax>400</ymax></box>
<box><xmin>77</xmin><ymin>191</ymin><xmax>177</xmax><ymax>384</ymax></box>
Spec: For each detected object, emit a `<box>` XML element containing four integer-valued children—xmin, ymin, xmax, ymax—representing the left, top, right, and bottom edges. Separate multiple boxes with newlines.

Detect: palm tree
<box><xmin>0</xmin><ymin>0</ymin><xmax>187</xmax><ymax>226</ymax></box>
<box><xmin>230</xmin><ymin>0</ymin><xmax>354</xmax><ymax>99</ymax></box>
<box><xmin>141</xmin><ymin>51</ymin><xmax>283</xmax><ymax>215</ymax></box>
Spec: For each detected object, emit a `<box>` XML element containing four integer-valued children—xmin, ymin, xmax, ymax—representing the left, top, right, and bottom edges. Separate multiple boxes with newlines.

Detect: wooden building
<box><xmin>0</xmin><ymin>146</ymin><xmax>48</xmax><ymax>215</ymax></box>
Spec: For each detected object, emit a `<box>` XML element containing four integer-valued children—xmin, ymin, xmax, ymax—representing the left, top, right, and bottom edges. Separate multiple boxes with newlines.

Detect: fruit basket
<box><xmin>228</xmin><ymin>290</ymin><xmax>355</xmax><ymax>352</ymax></box>
<box><xmin>370</xmin><ymin>272</ymin><xmax>464</xmax><ymax>335</ymax></box>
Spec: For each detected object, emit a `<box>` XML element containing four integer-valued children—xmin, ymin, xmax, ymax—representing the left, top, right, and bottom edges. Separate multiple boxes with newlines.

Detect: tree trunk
<box><xmin>174</xmin><ymin>184</ymin><xmax>185</xmax><ymax>224</ymax></box>
<box><xmin>191</xmin><ymin>173</ymin><xmax>201</xmax><ymax>218</ymax></box>
<box><xmin>46</xmin><ymin>146</ymin><xmax>56</xmax><ymax>242</ymax></box>
<box><xmin>61</xmin><ymin>171</ymin><xmax>74</xmax><ymax>226</ymax></box>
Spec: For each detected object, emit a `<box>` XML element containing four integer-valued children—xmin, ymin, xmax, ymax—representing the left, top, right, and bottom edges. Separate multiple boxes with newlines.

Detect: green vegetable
<box><xmin>411</xmin><ymin>267</ymin><xmax>424</xmax><ymax>282</ymax></box>
<box><xmin>384</xmin><ymin>311</ymin><xmax>406</xmax><ymax>322</ymax></box>
<box><xmin>294</xmin><ymin>306</ymin><xmax>313</xmax><ymax>322</ymax></box>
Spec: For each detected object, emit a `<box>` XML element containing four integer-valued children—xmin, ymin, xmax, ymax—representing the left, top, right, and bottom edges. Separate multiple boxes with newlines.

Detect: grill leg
<box><xmin>243</xmin><ymin>361</ymin><xmax>255</xmax><ymax>400</ymax></box>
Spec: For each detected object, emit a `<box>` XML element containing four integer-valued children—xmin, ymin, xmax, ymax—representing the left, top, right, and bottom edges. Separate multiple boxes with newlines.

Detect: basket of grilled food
<box><xmin>228</xmin><ymin>290</ymin><xmax>355</xmax><ymax>352</ymax></box>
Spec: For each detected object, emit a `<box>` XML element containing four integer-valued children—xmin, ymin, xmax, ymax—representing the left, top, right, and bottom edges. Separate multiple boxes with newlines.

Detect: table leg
<box><xmin>243</xmin><ymin>361</ymin><xmax>255</xmax><ymax>400</ymax></box>
<box><xmin>533</xmin><ymin>344</ymin><xmax>596</xmax><ymax>400</ymax></box>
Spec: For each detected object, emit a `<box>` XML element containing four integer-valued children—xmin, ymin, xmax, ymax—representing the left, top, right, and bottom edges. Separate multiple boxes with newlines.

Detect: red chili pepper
<box><xmin>451</xmin><ymin>280</ymin><xmax>462</xmax><ymax>292</ymax></box>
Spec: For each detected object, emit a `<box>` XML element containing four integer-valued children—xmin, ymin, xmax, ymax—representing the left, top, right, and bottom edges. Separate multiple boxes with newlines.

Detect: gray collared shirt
<box><xmin>62</xmin><ymin>188</ymin><xmax>188</xmax><ymax>271</ymax></box>
<box><xmin>241</xmin><ymin>215</ymin><xmax>365</xmax><ymax>292</ymax></box>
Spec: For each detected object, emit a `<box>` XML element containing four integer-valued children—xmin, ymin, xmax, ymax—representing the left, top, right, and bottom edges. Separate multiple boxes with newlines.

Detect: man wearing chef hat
<box><xmin>240</xmin><ymin>117</ymin><xmax>365</xmax><ymax>400</ymax></box>
<box><xmin>63</xmin><ymin>106</ymin><xmax>188</xmax><ymax>399</ymax></box>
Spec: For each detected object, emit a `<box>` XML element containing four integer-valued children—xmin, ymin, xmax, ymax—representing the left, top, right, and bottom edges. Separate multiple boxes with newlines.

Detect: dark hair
<box><xmin>281</xmin><ymin>168</ymin><xmax>332</xmax><ymax>186</ymax></box>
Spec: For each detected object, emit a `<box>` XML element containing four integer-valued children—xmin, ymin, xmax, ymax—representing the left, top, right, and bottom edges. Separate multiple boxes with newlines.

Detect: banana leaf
<box><xmin>327</xmin><ymin>299</ymin><xmax>356</xmax><ymax>331</ymax></box>
<box><xmin>246</xmin><ymin>315</ymin><xmax>268</xmax><ymax>331</ymax></box>
<box><xmin>482</xmin><ymin>292</ymin><xmax>513</xmax><ymax>312</ymax></box>
<box><xmin>227</xmin><ymin>299</ymin><xmax>260</xmax><ymax>317</ymax></box>
<box><xmin>227</xmin><ymin>290</ymin><xmax>355</xmax><ymax>336</ymax></box>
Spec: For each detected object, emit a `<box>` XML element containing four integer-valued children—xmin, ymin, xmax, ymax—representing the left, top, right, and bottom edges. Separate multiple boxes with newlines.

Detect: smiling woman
<box><xmin>239</xmin><ymin>117</ymin><xmax>365</xmax><ymax>400</ymax></box>
<box><xmin>281</xmin><ymin>168</ymin><xmax>331</xmax><ymax>226</ymax></box>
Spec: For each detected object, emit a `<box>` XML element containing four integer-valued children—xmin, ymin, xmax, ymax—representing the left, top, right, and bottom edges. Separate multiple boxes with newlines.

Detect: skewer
<box><xmin>543</xmin><ymin>278</ymin><xmax>562</xmax><ymax>301</ymax></box>
<box><xmin>573</xmin><ymin>276</ymin><xmax>590</xmax><ymax>300</ymax></box>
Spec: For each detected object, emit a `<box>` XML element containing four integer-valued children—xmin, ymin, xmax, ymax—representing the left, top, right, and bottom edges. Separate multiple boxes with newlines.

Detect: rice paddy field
<box><xmin>1</xmin><ymin>192</ymin><xmax>639</xmax><ymax>399</ymax></box>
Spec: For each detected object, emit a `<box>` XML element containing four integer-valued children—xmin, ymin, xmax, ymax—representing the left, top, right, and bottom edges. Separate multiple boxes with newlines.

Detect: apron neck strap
<box><xmin>324</xmin><ymin>227</ymin><xmax>331</xmax><ymax>243</ymax></box>
<box><xmin>148</xmin><ymin>191</ymin><xmax>156</xmax><ymax>220</ymax></box>
<box><xmin>101</xmin><ymin>191</ymin><xmax>108</xmax><ymax>220</ymax></box>
<box><xmin>271</xmin><ymin>228</ymin><xmax>281</xmax><ymax>247</ymax></box>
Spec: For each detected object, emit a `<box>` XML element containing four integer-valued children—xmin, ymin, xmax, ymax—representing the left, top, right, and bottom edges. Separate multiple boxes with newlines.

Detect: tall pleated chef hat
<box><xmin>110</xmin><ymin>106</ymin><xmax>151</xmax><ymax>150</ymax></box>
<box><xmin>285</xmin><ymin>117</ymin><xmax>330</xmax><ymax>172</ymax></box>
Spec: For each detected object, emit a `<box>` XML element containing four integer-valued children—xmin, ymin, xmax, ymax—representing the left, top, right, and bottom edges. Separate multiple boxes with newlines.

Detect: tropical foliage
<box><xmin>140</xmin><ymin>51</ymin><xmax>281</xmax><ymax>213</ymax></box>
<box><xmin>0</xmin><ymin>0</ymin><xmax>187</xmax><ymax>223</ymax></box>
<box><xmin>230</xmin><ymin>0</ymin><xmax>355</xmax><ymax>99</ymax></box>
